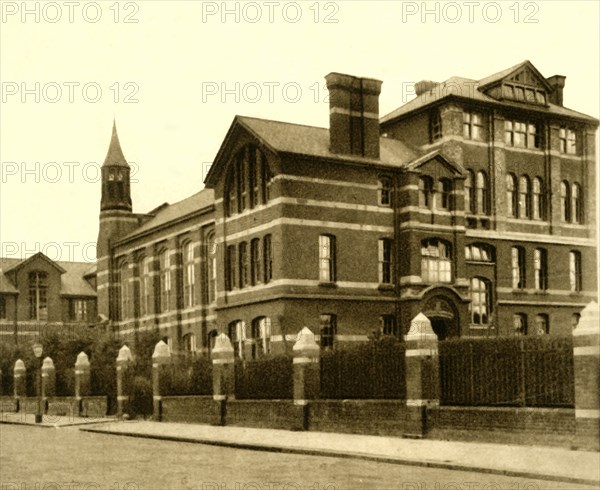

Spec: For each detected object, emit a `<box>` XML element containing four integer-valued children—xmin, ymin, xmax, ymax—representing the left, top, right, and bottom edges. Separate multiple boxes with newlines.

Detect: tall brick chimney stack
<box><xmin>546</xmin><ymin>75</ymin><xmax>566</xmax><ymax>106</ymax></box>
<box><xmin>325</xmin><ymin>73</ymin><xmax>382</xmax><ymax>159</ymax></box>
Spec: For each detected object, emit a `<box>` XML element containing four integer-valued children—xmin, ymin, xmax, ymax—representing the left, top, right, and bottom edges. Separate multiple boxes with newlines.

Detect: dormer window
<box><xmin>502</xmin><ymin>83</ymin><xmax>546</xmax><ymax>105</ymax></box>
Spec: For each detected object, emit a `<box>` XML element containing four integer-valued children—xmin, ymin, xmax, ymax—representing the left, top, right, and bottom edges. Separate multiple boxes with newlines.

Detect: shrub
<box><xmin>235</xmin><ymin>354</ymin><xmax>293</xmax><ymax>399</ymax></box>
<box><xmin>162</xmin><ymin>355</ymin><xmax>213</xmax><ymax>396</ymax></box>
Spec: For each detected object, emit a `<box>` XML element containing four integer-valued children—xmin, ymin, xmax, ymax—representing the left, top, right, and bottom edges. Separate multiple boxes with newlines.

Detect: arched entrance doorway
<box><xmin>423</xmin><ymin>295</ymin><xmax>459</xmax><ymax>340</ymax></box>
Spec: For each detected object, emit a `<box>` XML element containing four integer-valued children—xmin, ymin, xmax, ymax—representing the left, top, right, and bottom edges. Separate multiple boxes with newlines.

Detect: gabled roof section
<box><xmin>405</xmin><ymin>150</ymin><xmax>465</xmax><ymax>175</ymax></box>
<box><xmin>103</xmin><ymin>120</ymin><xmax>129</xmax><ymax>167</ymax></box>
<box><xmin>204</xmin><ymin>115</ymin><xmax>420</xmax><ymax>186</ymax></box>
<box><xmin>478</xmin><ymin>60</ymin><xmax>552</xmax><ymax>91</ymax></box>
<box><xmin>120</xmin><ymin>188</ymin><xmax>215</xmax><ymax>241</ymax></box>
<box><xmin>0</xmin><ymin>256</ymin><xmax>96</xmax><ymax>297</ymax></box>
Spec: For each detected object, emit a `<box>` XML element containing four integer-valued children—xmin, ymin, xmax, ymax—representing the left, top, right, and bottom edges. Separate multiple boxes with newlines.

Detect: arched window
<box><xmin>469</xmin><ymin>277</ymin><xmax>492</xmax><ymax>325</ymax></box>
<box><xmin>560</xmin><ymin>181</ymin><xmax>571</xmax><ymax>222</ymax></box>
<box><xmin>476</xmin><ymin>171</ymin><xmax>488</xmax><ymax>215</ymax></box>
<box><xmin>533</xmin><ymin>248</ymin><xmax>548</xmax><ymax>291</ymax></box>
<box><xmin>120</xmin><ymin>261</ymin><xmax>130</xmax><ymax>321</ymax></box>
<box><xmin>28</xmin><ymin>271</ymin><xmax>48</xmax><ymax>321</ymax></box>
<box><xmin>140</xmin><ymin>256</ymin><xmax>152</xmax><ymax>316</ymax></box>
<box><xmin>378</xmin><ymin>177</ymin><xmax>392</xmax><ymax>206</ymax></box>
<box><xmin>228</xmin><ymin>320</ymin><xmax>245</xmax><ymax>359</ymax></box>
<box><xmin>421</xmin><ymin>239</ymin><xmax>452</xmax><ymax>283</ymax></box>
<box><xmin>506</xmin><ymin>173</ymin><xmax>517</xmax><ymax>217</ymax></box>
<box><xmin>319</xmin><ymin>314</ymin><xmax>336</xmax><ymax>350</ymax></box>
<box><xmin>418</xmin><ymin>176</ymin><xmax>433</xmax><ymax>208</ymax></box>
<box><xmin>251</xmin><ymin>317</ymin><xmax>272</xmax><ymax>359</ymax></box>
<box><xmin>183</xmin><ymin>333</ymin><xmax>197</xmax><ymax>353</ymax></box>
<box><xmin>225</xmin><ymin>167</ymin><xmax>237</xmax><ymax>217</ymax></box>
<box><xmin>159</xmin><ymin>249</ymin><xmax>171</xmax><ymax>313</ymax></box>
<box><xmin>439</xmin><ymin>178</ymin><xmax>452</xmax><ymax>210</ymax></box>
<box><xmin>572</xmin><ymin>183</ymin><xmax>582</xmax><ymax>223</ymax></box>
<box><xmin>534</xmin><ymin>314</ymin><xmax>549</xmax><ymax>335</ymax></box>
<box><xmin>464</xmin><ymin>170</ymin><xmax>474</xmax><ymax>214</ymax></box>
<box><xmin>465</xmin><ymin>243</ymin><xmax>494</xmax><ymax>262</ymax></box>
<box><xmin>183</xmin><ymin>242</ymin><xmax>195</xmax><ymax>308</ymax></box>
<box><xmin>250</xmin><ymin>238</ymin><xmax>261</xmax><ymax>286</ymax></box>
<box><xmin>518</xmin><ymin>175</ymin><xmax>531</xmax><ymax>218</ymax></box>
<box><xmin>206</xmin><ymin>233</ymin><xmax>216</xmax><ymax>303</ymax></box>
<box><xmin>511</xmin><ymin>247</ymin><xmax>526</xmax><ymax>289</ymax></box>
<box><xmin>532</xmin><ymin>177</ymin><xmax>544</xmax><ymax>220</ymax></box>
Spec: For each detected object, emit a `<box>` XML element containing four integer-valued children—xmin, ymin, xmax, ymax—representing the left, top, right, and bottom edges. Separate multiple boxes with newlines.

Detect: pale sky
<box><xmin>1</xmin><ymin>0</ymin><xmax>598</xmax><ymax>262</ymax></box>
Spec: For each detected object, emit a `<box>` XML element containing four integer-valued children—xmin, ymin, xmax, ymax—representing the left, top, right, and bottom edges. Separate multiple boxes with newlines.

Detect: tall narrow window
<box><xmin>378</xmin><ymin>239</ymin><xmax>393</xmax><ymax>285</ymax></box>
<box><xmin>378</xmin><ymin>177</ymin><xmax>392</xmax><ymax>206</ymax></box>
<box><xmin>237</xmin><ymin>152</ymin><xmax>247</xmax><ymax>213</ymax></box>
<box><xmin>0</xmin><ymin>295</ymin><xmax>6</xmax><ymax>319</ymax></box>
<box><xmin>464</xmin><ymin>170</ymin><xmax>474</xmax><ymax>214</ymax></box>
<box><xmin>140</xmin><ymin>256</ymin><xmax>151</xmax><ymax>316</ymax></box>
<box><xmin>226</xmin><ymin>245</ymin><xmax>236</xmax><ymax>291</ymax></box>
<box><xmin>28</xmin><ymin>271</ymin><xmax>48</xmax><ymax>320</ymax></box>
<box><xmin>513</xmin><ymin>313</ymin><xmax>527</xmax><ymax>336</ymax></box>
<box><xmin>120</xmin><ymin>262</ymin><xmax>130</xmax><ymax>320</ymax></box>
<box><xmin>381</xmin><ymin>315</ymin><xmax>398</xmax><ymax>337</ymax></box>
<box><xmin>183</xmin><ymin>243</ymin><xmax>195</xmax><ymax>308</ymax></box>
<box><xmin>572</xmin><ymin>183</ymin><xmax>582</xmax><ymax>224</ymax></box>
<box><xmin>251</xmin><ymin>317</ymin><xmax>271</xmax><ymax>359</ymax></box>
<box><xmin>469</xmin><ymin>277</ymin><xmax>491</xmax><ymax>325</ymax></box>
<box><xmin>463</xmin><ymin>111</ymin><xmax>483</xmax><ymax>140</ymax></box>
<box><xmin>418</xmin><ymin>176</ymin><xmax>433</xmax><ymax>208</ymax></box>
<box><xmin>183</xmin><ymin>333</ymin><xmax>197</xmax><ymax>353</ymax></box>
<box><xmin>518</xmin><ymin>175</ymin><xmax>531</xmax><ymax>218</ymax></box>
<box><xmin>559</xmin><ymin>128</ymin><xmax>577</xmax><ymax>154</ymax></box>
<box><xmin>250</xmin><ymin>238</ymin><xmax>261</xmax><ymax>285</ymax></box>
<box><xmin>319</xmin><ymin>234</ymin><xmax>336</xmax><ymax>283</ymax></box>
<box><xmin>70</xmin><ymin>299</ymin><xmax>88</xmax><ymax>322</ymax></box>
<box><xmin>534</xmin><ymin>314</ymin><xmax>549</xmax><ymax>335</ymax></box>
<box><xmin>532</xmin><ymin>177</ymin><xmax>543</xmax><ymax>220</ymax></box>
<box><xmin>238</xmin><ymin>242</ymin><xmax>249</xmax><ymax>288</ymax></box>
<box><xmin>228</xmin><ymin>320</ymin><xmax>244</xmax><ymax>359</ymax></box>
<box><xmin>506</xmin><ymin>173</ymin><xmax>517</xmax><ymax>217</ymax></box>
<box><xmin>569</xmin><ymin>251</ymin><xmax>582</xmax><ymax>292</ymax></box>
<box><xmin>430</xmin><ymin>109</ymin><xmax>442</xmax><ymax>141</ymax></box>
<box><xmin>533</xmin><ymin>248</ymin><xmax>548</xmax><ymax>291</ymax></box>
<box><xmin>476</xmin><ymin>171</ymin><xmax>488</xmax><ymax>215</ymax></box>
<box><xmin>319</xmin><ymin>314</ymin><xmax>336</xmax><ymax>350</ymax></box>
<box><xmin>207</xmin><ymin>233</ymin><xmax>216</xmax><ymax>302</ymax></box>
<box><xmin>248</xmin><ymin>148</ymin><xmax>257</xmax><ymax>208</ymax></box>
<box><xmin>560</xmin><ymin>181</ymin><xmax>571</xmax><ymax>222</ymax></box>
<box><xmin>261</xmin><ymin>153</ymin><xmax>272</xmax><ymax>203</ymax></box>
<box><xmin>421</xmin><ymin>239</ymin><xmax>452</xmax><ymax>283</ymax></box>
<box><xmin>263</xmin><ymin>234</ymin><xmax>273</xmax><ymax>283</ymax></box>
<box><xmin>439</xmin><ymin>179</ymin><xmax>452</xmax><ymax>210</ymax></box>
<box><xmin>159</xmin><ymin>250</ymin><xmax>171</xmax><ymax>313</ymax></box>
<box><xmin>226</xmin><ymin>168</ymin><xmax>237</xmax><ymax>217</ymax></box>
<box><xmin>511</xmin><ymin>247</ymin><xmax>526</xmax><ymax>289</ymax></box>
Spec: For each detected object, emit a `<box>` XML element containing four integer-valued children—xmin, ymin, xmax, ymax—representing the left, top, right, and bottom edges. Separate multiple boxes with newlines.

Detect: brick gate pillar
<box><xmin>13</xmin><ymin>359</ymin><xmax>26</xmax><ymax>411</ymax></box>
<box><xmin>116</xmin><ymin>345</ymin><xmax>133</xmax><ymax>419</ymax></box>
<box><xmin>292</xmin><ymin>327</ymin><xmax>320</xmax><ymax>430</ymax></box>
<box><xmin>403</xmin><ymin>312</ymin><xmax>439</xmax><ymax>438</ymax></box>
<box><xmin>75</xmin><ymin>352</ymin><xmax>91</xmax><ymax>416</ymax></box>
<box><xmin>152</xmin><ymin>340</ymin><xmax>171</xmax><ymax>421</ymax></box>
<box><xmin>41</xmin><ymin>357</ymin><xmax>56</xmax><ymax>413</ymax></box>
<box><xmin>211</xmin><ymin>333</ymin><xmax>235</xmax><ymax>425</ymax></box>
<box><xmin>573</xmin><ymin>301</ymin><xmax>599</xmax><ymax>450</ymax></box>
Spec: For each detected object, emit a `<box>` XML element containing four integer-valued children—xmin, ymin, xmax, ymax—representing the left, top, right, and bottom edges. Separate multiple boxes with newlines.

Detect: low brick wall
<box><xmin>428</xmin><ymin>406</ymin><xmax>576</xmax><ymax>447</ymax></box>
<box><xmin>226</xmin><ymin>399</ymin><xmax>304</xmax><ymax>430</ymax></box>
<box><xmin>308</xmin><ymin>400</ymin><xmax>408</xmax><ymax>436</ymax></box>
<box><xmin>14</xmin><ymin>396</ymin><xmax>108</xmax><ymax>418</ymax></box>
<box><xmin>0</xmin><ymin>396</ymin><xmax>17</xmax><ymax>413</ymax></box>
<box><xmin>161</xmin><ymin>396</ymin><xmax>221</xmax><ymax>425</ymax></box>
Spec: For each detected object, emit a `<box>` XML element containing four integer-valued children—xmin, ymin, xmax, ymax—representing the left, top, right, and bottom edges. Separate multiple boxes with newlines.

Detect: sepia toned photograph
<box><xmin>0</xmin><ymin>1</ymin><xmax>598</xmax><ymax>489</ymax></box>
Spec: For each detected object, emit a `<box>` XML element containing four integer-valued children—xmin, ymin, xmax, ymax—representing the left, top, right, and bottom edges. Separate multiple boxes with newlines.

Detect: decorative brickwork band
<box><xmin>572</xmin><ymin>301</ymin><xmax>599</xmax><ymax>450</ymax></box>
<box><xmin>116</xmin><ymin>345</ymin><xmax>133</xmax><ymax>419</ymax></box>
<box><xmin>403</xmin><ymin>313</ymin><xmax>439</xmax><ymax>438</ymax></box>
<box><xmin>152</xmin><ymin>340</ymin><xmax>171</xmax><ymax>421</ymax></box>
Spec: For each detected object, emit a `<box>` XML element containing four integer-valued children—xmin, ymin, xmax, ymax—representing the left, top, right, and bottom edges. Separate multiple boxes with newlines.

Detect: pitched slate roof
<box><xmin>237</xmin><ymin>116</ymin><xmax>419</xmax><ymax>167</ymax></box>
<box><xmin>120</xmin><ymin>188</ymin><xmax>215</xmax><ymax>241</ymax></box>
<box><xmin>381</xmin><ymin>64</ymin><xmax>598</xmax><ymax>125</ymax></box>
<box><xmin>0</xmin><ymin>257</ymin><xmax>96</xmax><ymax>296</ymax></box>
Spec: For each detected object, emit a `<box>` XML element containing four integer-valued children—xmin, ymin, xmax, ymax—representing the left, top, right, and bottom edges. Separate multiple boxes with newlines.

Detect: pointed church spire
<box><xmin>103</xmin><ymin>119</ymin><xmax>129</xmax><ymax>167</ymax></box>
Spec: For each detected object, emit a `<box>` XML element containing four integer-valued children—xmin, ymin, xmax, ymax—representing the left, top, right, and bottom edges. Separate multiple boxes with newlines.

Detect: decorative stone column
<box><xmin>41</xmin><ymin>357</ymin><xmax>56</xmax><ymax>413</ymax></box>
<box><xmin>152</xmin><ymin>340</ymin><xmax>171</xmax><ymax>421</ymax></box>
<box><xmin>13</xmin><ymin>359</ymin><xmax>26</xmax><ymax>411</ymax></box>
<box><xmin>292</xmin><ymin>327</ymin><xmax>321</xmax><ymax>430</ymax></box>
<box><xmin>211</xmin><ymin>333</ymin><xmax>234</xmax><ymax>425</ymax></box>
<box><xmin>403</xmin><ymin>312</ymin><xmax>439</xmax><ymax>438</ymax></box>
<box><xmin>116</xmin><ymin>345</ymin><xmax>133</xmax><ymax>419</ymax></box>
<box><xmin>572</xmin><ymin>301</ymin><xmax>599</xmax><ymax>450</ymax></box>
<box><xmin>75</xmin><ymin>352</ymin><xmax>91</xmax><ymax>416</ymax></box>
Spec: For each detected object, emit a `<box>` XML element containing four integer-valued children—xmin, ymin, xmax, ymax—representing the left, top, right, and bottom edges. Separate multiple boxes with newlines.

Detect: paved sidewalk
<box><xmin>81</xmin><ymin>420</ymin><xmax>600</xmax><ymax>486</ymax></box>
<box><xmin>1</xmin><ymin>411</ymin><xmax>115</xmax><ymax>427</ymax></box>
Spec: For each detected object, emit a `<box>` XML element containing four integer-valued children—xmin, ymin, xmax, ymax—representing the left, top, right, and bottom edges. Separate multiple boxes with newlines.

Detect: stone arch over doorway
<box><xmin>422</xmin><ymin>291</ymin><xmax>460</xmax><ymax>340</ymax></box>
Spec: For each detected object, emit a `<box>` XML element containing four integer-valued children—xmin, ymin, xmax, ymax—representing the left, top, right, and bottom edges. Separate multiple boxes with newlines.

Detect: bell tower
<box><xmin>96</xmin><ymin>121</ymin><xmax>139</xmax><ymax>323</ymax></box>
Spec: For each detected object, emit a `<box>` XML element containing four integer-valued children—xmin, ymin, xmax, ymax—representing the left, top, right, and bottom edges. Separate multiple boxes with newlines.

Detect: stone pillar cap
<box><xmin>405</xmin><ymin>312</ymin><xmax>438</xmax><ymax>341</ymax></box>
<box><xmin>117</xmin><ymin>345</ymin><xmax>133</xmax><ymax>363</ymax></box>
<box><xmin>152</xmin><ymin>340</ymin><xmax>171</xmax><ymax>362</ymax></box>
<box><xmin>75</xmin><ymin>351</ymin><xmax>90</xmax><ymax>368</ymax></box>
<box><xmin>14</xmin><ymin>359</ymin><xmax>25</xmax><ymax>371</ymax></box>
<box><xmin>293</xmin><ymin>327</ymin><xmax>320</xmax><ymax>356</ymax></box>
<box><xmin>42</xmin><ymin>357</ymin><xmax>55</xmax><ymax>369</ymax></box>
<box><xmin>574</xmin><ymin>301</ymin><xmax>599</xmax><ymax>336</ymax></box>
<box><xmin>211</xmin><ymin>333</ymin><xmax>234</xmax><ymax>360</ymax></box>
